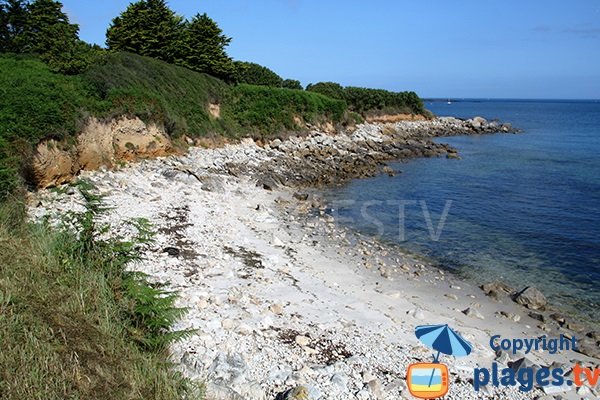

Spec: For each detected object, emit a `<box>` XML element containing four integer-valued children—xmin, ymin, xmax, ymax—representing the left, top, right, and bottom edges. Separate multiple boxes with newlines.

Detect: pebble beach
<box><xmin>29</xmin><ymin>120</ymin><xmax>600</xmax><ymax>400</ymax></box>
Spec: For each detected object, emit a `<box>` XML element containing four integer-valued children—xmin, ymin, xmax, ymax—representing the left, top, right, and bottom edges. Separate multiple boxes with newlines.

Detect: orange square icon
<box><xmin>406</xmin><ymin>362</ymin><xmax>449</xmax><ymax>399</ymax></box>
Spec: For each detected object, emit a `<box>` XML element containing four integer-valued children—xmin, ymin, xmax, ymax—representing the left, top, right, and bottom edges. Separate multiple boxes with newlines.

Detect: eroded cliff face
<box><xmin>33</xmin><ymin>117</ymin><xmax>172</xmax><ymax>188</ymax></box>
<box><xmin>32</xmin><ymin>140</ymin><xmax>76</xmax><ymax>188</ymax></box>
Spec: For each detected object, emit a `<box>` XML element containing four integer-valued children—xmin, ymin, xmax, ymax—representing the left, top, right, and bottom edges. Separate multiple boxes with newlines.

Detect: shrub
<box><xmin>0</xmin><ymin>54</ymin><xmax>100</xmax><ymax>196</ymax></box>
<box><xmin>233</xmin><ymin>61</ymin><xmax>283</xmax><ymax>87</ymax></box>
<box><xmin>0</xmin><ymin>137</ymin><xmax>19</xmax><ymax>199</ymax></box>
<box><xmin>307</xmin><ymin>82</ymin><xmax>425</xmax><ymax>115</ymax></box>
<box><xmin>306</xmin><ymin>81</ymin><xmax>345</xmax><ymax>100</ymax></box>
<box><xmin>282</xmin><ymin>79</ymin><xmax>302</xmax><ymax>90</ymax></box>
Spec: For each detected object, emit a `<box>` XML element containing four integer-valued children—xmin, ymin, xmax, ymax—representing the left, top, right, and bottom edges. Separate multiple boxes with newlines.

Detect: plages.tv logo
<box><xmin>406</xmin><ymin>324</ymin><xmax>472</xmax><ymax>399</ymax></box>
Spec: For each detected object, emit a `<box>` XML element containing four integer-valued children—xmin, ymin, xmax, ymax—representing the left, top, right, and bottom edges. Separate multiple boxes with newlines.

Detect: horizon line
<box><xmin>423</xmin><ymin>97</ymin><xmax>600</xmax><ymax>102</ymax></box>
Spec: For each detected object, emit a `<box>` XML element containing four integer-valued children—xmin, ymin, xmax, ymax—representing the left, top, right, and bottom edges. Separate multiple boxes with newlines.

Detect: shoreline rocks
<box><xmin>218</xmin><ymin>117</ymin><xmax>518</xmax><ymax>189</ymax></box>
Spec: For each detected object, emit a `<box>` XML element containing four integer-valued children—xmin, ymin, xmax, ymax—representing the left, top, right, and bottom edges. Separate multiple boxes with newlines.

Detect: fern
<box><xmin>57</xmin><ymin>185</ymin><xmax>193</xmax><ymax>353</ymax></box>
<box><xmin>123</xmin><ymin>271</ymin><xmax>195</xmax><ymax>352</ymax></box>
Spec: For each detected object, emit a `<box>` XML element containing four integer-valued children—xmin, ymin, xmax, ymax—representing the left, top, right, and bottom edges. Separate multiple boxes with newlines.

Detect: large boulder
<box><xmin>469</xmin><ymin>116</ymin><xmax>487</xmax><ymax>130</ymax></box>
<box><xmin>513</xmin><ymin>286</ymin><xmax>547</xmax><ymax>310</ymax></box>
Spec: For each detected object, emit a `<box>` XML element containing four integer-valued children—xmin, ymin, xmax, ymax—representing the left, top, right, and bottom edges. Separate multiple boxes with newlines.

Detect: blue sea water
<box><xmin>322</xmin><ymin>100</ymin><xmax>600</xmax><ymax>324</ymax></box>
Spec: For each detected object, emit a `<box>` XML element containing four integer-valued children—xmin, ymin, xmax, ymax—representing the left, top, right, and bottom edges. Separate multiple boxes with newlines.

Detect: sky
<box><xmin>60</xmin><ymin>0</ymin><xmax>600</xmax><ymax>99</ymax></box>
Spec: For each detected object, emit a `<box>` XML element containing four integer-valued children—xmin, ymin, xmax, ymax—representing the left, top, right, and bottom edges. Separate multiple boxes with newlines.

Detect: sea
<box><xmin>321</xmin><ymin>99</ymin><xmax>600</xmax><ymax>325</ymax></box>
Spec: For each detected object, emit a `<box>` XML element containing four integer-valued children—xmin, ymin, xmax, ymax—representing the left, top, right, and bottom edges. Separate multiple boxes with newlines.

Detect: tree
<box><xmin>25</xmin><ymin>0</ymin><xmax>78</xmax><ymax>52</ymax></box>
<box><xmin>234</xmin><ymin>61</ymin><xmax>283</xmax><ymax>87</ymax></box>
<box><xmin>181</xmin><ymin>13</ymin><xmax>234</xmax><ymax>81</ymax></box>
<box><xmin>0</xmin><ymin>0</ymin><xmax>29</xmax><ymax>52</ymax></box>
<box><xmin>106</xmin><ymin>0</ymin><xmax>184</xmax><ymax>64</ymax></box>
<box><xmin>0</xmin><ymin>3</ymin><xmax>7</xmax><ymax>50</ymax></box>
<box><xmin>282</xmin><ymin>79</ymin><xmax>302</xmax><ymax>90</ymax></box>
<box><xmin>0</xmin><ymin>0</ymin><xmax>92</xmax><ymax>73</ymax></box>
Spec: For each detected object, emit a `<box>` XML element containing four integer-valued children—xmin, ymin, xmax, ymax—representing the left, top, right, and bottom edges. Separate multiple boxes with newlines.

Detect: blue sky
<box><xmin>61</xmin><ymin>0</ymin><xmax>600</xmax><ymax>99</ymax></box>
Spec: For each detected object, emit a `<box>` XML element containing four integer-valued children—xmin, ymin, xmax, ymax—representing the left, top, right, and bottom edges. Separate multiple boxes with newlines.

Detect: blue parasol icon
<box><xmin>415</xmin><ymin>324</ymin><xmax>473</xmax><ymax>387</ymax></box>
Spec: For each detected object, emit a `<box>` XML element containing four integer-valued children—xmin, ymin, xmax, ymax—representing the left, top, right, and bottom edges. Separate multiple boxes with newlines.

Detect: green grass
<box><xmin>0</xmin><ymin>193</ymin><xmax>201</xmax><ymax>400</ymax></box>
<box><xmin>0</xmin><ymin>55</ymin><xmax>96</xmax><ymax>144</ymax></box>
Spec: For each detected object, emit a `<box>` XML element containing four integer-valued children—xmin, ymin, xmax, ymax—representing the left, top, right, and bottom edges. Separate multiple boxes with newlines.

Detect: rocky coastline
<box><xmin>203</xmin><ymin>116</ymin><xmax>517</xmax><ymax>189</ymax></box>
<box><xmin>28</xmin><ymin>117</ymin><xmax>600</xmax><ymax>400</ymax></box>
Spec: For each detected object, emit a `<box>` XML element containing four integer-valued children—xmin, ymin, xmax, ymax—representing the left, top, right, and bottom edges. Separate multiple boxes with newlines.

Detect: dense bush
<box><xmin>305</xmin><ymin>81</ymin><xmax>345</xmax><ymax>100</ymax></box>
<box><xmin>282</xmin><ymin>79</ymin><xmax>303</xmax><ymax>90</ymax></box>
<box><xmin>225</xmin><ymin>84</ymin><xmax>346</xmax><ymax>134</ymax></box>
<box><xmin>0</xmin><ymin>54</ymin><xmax>100</xmax><ymax>196</ymax></box>
<box><xmin>0</xmin><ymin>55</ymin><xmax>95</xmax><ymax>142</ymax></box>
<box><xmin>307</xmin><ymin>81</ymin><xmax>424</xmax><ymax>115</ymax></box>
<box><xmin>343</xmin><ymin>87</ymin><xmax>424</xmax><ymax>114</ymax></box>
<box><xmin>233</xmin><ymin>61</ymin><xmax>283</xmax><ymax>87</ymax></box>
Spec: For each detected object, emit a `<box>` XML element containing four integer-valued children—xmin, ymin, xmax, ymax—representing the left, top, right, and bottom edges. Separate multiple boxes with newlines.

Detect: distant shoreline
<box><xmin>424</xmin><ymin>97</ymin><xmax>600</xmax><ymax>103</ymax></box>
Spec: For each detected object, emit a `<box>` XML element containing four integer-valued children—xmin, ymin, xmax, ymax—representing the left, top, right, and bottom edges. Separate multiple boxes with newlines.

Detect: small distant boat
<box><xmin>447</xmin><ymin>99</ymin><xmax>452</xmax><ymax>105</ymax></box>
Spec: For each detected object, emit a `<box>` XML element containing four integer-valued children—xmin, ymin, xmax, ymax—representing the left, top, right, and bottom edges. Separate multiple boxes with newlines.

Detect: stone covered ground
<box><xmin>30</xmin><ymin>120</ymin><xmax>599</xmax><ymax>400</ymax></box>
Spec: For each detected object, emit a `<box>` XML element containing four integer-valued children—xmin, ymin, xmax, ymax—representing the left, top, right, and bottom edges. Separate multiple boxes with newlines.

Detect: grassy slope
<box><xmin>0</xmin><ymin>197</ymin><xmax>199</xmax><ymax>400</ymax></box>
<box><xmin>84</xmin><ymin>52</ymin><xmax>236</xmax><ymax>137</ymax></box>
<box><xmin>84</xmin><ymin>52</ymin><xmax>347</xmax><ymax>137</ymax></box>
<box><xmin>225</xmin><ymin>84</ymin><xmax>346</xmax><ymax>135</ymax></box>
<box><xmin>0</xmin><ymin>51</ymin><xmax>348</xmax><ymax>195</ymax></box>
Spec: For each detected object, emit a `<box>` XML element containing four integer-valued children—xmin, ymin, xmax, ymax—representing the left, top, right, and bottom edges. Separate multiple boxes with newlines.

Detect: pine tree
<box><xmin>106</xmin><ymin>0</ymin><xmax>184</xmax><ymax>64</ymax></box>
<box><xmin>0</xmin><ymin>0</ymin><xmax>91</xmax><ymax>73</ymax></box>
<box><xmin>0</xmin><ymin>0</ymin><xmax>29</xmax><ymax>52</ymax></box>
<box><xmin>24</xmin><ymin>0</ymin><xmax>78</xmax><ymax>54</ymax></box>
<box><xmin>24</xmin><ymin>0</ymin><xmax>92</xmax><ymax>73</ymax></box>
<box><xmin>181</xmin><ymin>13</ymin><xmax>234</xmax><ymax>81</ymax></box>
